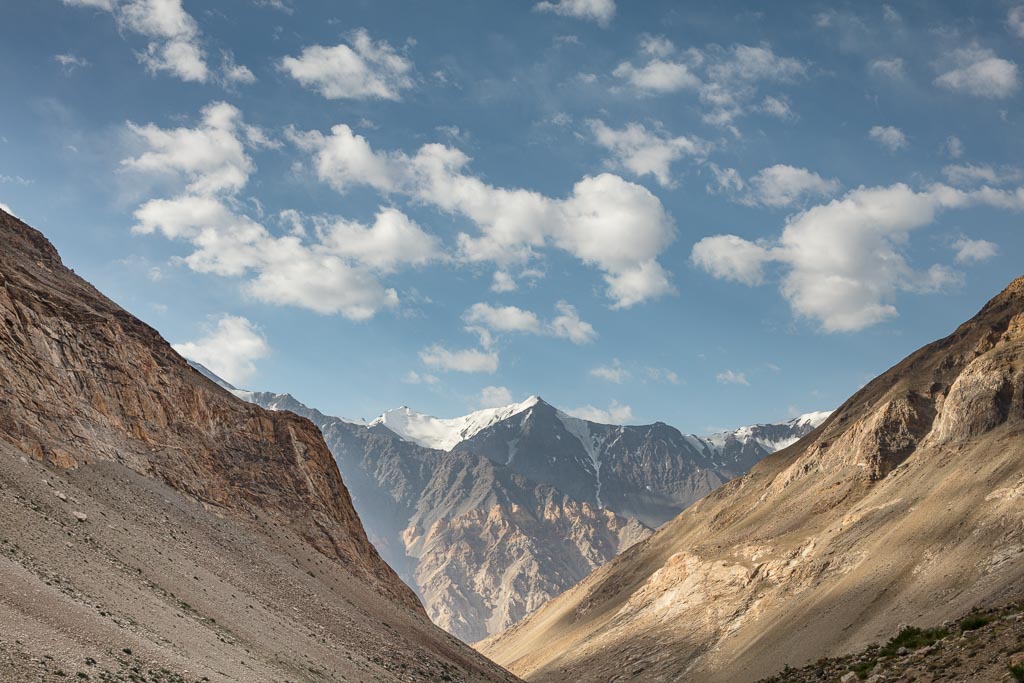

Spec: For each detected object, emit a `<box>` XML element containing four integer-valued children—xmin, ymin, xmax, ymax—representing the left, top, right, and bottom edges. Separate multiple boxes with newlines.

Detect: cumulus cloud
<box><xmin>707</xmin><ymin>164</ymin><xmax>839</xmax><ymax>208</ymax></box>
<box><xmin>1011</xmin><ymin>7</ymin><xmax>1024</xmax><ymax>39</ymax></box>
<box><xmin>173</xmin><ymin>315</ymin><xmax>269</xmax><ymax>386</ymax></box>
<box><xmin>613</xmin><ymin>41</ymin><xmax>807</xmax><ymax>132</ymax></box>
<box><xmin>644</xmin><ymin>367</ymin><xmax>681</xmax><ymax>384</ymax></box>
<box><xmin>935</xmin><ymin>46</ymin><xmax>1018</xmax><ymax>98</ymax></box>
<box><xmin>280</xmin><ymin>28</ymin><xmax>413</xmax><ymax>100</ymax></box>
<box><xmin>590</xmin><ymin>359</ymin><xmax>630</xmax><ymax>383</ymax></box>
<box><xmin>478</xmin><ymin>385</ymin><xmax>514</xmax><ymax>408</ymax></box>
<box><xmin>716</xmin><ymin>370</ymin><xmax>749</xmax><ymax>385</ymax></box>
<box><xmin>692</xmin><ymin>182</ymin><xmax>1024</xmax><ymax>332</ymax></box>
<box><xmin>290</xmin><ymin>123</ymin><xmax>677</xmax><ymax>308</ymax></box>
<box><xmin>419</xmin><ymin>344</ymin><xmax>499</xmax><ymax>373</ymax></box>
<box><xmin>952</xmin><ymin>238</ymin><xmax>998</xmax><ymax>264</ymax></box>
<box><xmin>942</xmin><ymin>163</ymin><xmax>1021</xmax><ymax>186</ymax></box>
<box><xmin>869</xmin><ymin>57</ymin><xmax>905</xmax><ymax>79</ymax></box>
<box><xmin>588</xmin><ymin>119</ymin><xmax>707</xmax><ymax>187</ymax></box>
<box><xmin>945</xmin><ymin>136</ymin><xmax>964</xmax><ymax>159</ymax></box>
<box><xmin>534</xmin><ymin>0</ymin><xmax>615</xmax><ymax>26</ymax></box>
<box><xmin>62</xmin><ymin>0</ymin><xmax>228</xmax><ymax>83</ymax></box>
<box><xmin>124</xmin><ymin>102</ymin><xmax>437</xmax><ymax>320</ymax></box>
<box><xmin>403</xmin><ymin>370</ymin><xmax>439</xmax><ymax>385</ymax></box>
<box><xmin>868</xmin><ymin>125</ymin><xmax>908</xmax><ymax>152</ymax></box>
<box><xmin>491</xmin><ymin>270</ymin><xmax>517</xmax><ymax>292</ymax></box>
<box><xmin>463</xmin><ymin>300</ymin><xmax>596</xmax><ymax>345</ymax></box>
<box><xmin>55</xmin><ymin>53</ymin><xmax>90</xmax><ymax>74</ymax></box>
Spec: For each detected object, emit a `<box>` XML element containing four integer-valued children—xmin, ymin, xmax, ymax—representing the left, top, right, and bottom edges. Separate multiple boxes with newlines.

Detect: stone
<box><xmin>897</xmin><ymin>646</ymin><xmax>909</xmax><ymax>656</ymax></box>
<box><xmin>840</xmin><ymin>673</ymin><xmax>858</xmax><ymax>683</ymax></box>
<box><xmin>72</xmin><ymin>511</ymin><xmax>88</xmax><ymax>522</ymax></box>
<box><xmin>54</xmin><ymin>491</ymin><xmax>67</xmax><ymax>502</ymax></box>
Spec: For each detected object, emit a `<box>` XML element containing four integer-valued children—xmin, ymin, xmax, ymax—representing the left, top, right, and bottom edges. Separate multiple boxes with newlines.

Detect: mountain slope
<box><xmin>478</xmin><ymin>276</ymin><xmax>1024</xmax><ymax>682</ymax></box>
<box><xmin>232</xmin><ymin>379</ymin><xmax>825</xmax><ymax>642</ymax></box>
<box><xmin>0</xmin><ymin>208</ymin><xmax>518</xmax><ymax>682</ymax></box>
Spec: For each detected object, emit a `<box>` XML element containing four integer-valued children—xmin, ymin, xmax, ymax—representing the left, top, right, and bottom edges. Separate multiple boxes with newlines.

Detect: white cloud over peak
<box><xmin>566</xmin><ymin>400</ymin><xmax>633</xmax><ymax>424</ymax></box>
<box><xmin>588</xmin><ymin>119</ymin><xmax>707</xmax><ymax>187</ymax></box>
<box><xmin>403</xmin><ymin>370</ymin><xmax>439</xmax><ymax>385</ymax></box>
<box><xmin>173</xmin><ymin>315</ymin><xmax>269</xmax><ymax>386</ymax></box>
<box><xmin>868</xmin><ymin>125</ymin><xmax>908</xmax><ymax>152</ymax></box>
<box><xmin>478</xmin><ymin>385</ymin><xmax>514</xmax><ymax>408</ymax></box>
<box><xmin>534</xmin><ymin>0</ymin><xmax>615</xmax><ymax>26</ymax></box>
<box><xmin>692</xmin><ymin>182</ymin><xmax>1024</xmax><ymax>332</ymax></box>
<box><xmin>952</xmin><ymin>238</ymin><xmax>998</xmax><ymax>264</ymax></box>
<box><xmin>419</xmin><ymin>344</ymin><xmax>499</xmax><ymax>373</ymax></box>
<box><xmin>463</xmin><ymin>301</ymin><xmax>596</xmax><ymax>345</ymax></box>
<box><xmin>935</xmin><ymin>46</ymin><xmax>1019</xmax><ymax>98</ymax></box>
<box><xmin>280</xmin><ymin>29</ymin><xmax>414</xmax><ymax>100</ymax></box>
<box><xmin>290</xmin><ymin>124</ymin><xmax>677</xmax><ymax>308</ymax></box>
<box><xmin>0</xmin><ymin>202</ymin><xmax>15</xmax><ymax>217</ymax></box>
<box><xmin>590</xmin><ymin>359</ymin><xmax>630</xmax><ymax>383</ymax></box>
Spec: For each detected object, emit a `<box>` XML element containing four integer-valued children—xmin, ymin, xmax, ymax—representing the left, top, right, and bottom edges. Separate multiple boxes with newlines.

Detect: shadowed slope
<box><xmin>479</xmin><ymin>276</ymin><xmax>1024</xmax><ymax>682</ymax></box>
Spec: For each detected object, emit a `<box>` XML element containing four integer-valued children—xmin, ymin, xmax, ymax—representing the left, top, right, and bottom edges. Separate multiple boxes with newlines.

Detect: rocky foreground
<box><xmin>759</xmin><ymin>603</ymin><xmax>1024</xmax><ymax>683</ymax></box>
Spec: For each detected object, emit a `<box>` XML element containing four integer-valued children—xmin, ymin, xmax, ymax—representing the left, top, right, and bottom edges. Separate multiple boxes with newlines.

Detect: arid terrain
<box><xmin>479</xmin><ymin>276</ymin><xmax>1024</xmax><ymax>682</ymax></box>
<box><xmin>0</xmin><ymin>208</ymin><xmax>519</xmax><ymax>682</ymax></box>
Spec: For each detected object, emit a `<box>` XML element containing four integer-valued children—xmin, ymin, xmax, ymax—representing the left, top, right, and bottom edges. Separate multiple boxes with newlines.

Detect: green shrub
<box><xmin>959</xmin><ymin>614</ymin><xmax>993</xmax><ymax>632</ymax></box>
<box><xmin>1009</xmin><ymin>662</ymin><xmax>1024</xmax><ymax>682</ymax></box>
<box><xmin>879</xmin><ymin>626</ymin><xmax>949</xmax><ymax>657</ymax></box>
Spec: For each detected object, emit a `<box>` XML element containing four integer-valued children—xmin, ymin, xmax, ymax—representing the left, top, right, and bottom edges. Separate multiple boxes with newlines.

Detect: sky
<box><xmin>1</xmin><ymin>0</ymin><xmax>1023</xmax><ymax>433</ymax></box>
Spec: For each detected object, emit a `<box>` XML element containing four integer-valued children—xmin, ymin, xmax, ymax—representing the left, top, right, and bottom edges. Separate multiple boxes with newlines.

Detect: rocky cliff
<box><xmin>229</xmin><ymin>381</ymin><xmax>824</xmax><ymax>643</ymax></box>
<box><xmin>479</xmin><ymin>276</ymin><xmax>1024</xmax><ymax>682</ymax></box>
<box><xmin>0</xmin><ymin>208</ymin><xmax>519</xmax><ymax>682</ymax></box>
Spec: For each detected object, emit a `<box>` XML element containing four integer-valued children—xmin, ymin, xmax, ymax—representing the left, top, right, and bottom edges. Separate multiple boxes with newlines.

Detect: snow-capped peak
<box><xmin>369</xmin><ymin>396</ymin><xmax>542</xmax><ymax>451</ymax></box>
<box><xmin>786</xmin><ymin>410</ymin><xmax>832</xmax><ymax>429</ymax></box>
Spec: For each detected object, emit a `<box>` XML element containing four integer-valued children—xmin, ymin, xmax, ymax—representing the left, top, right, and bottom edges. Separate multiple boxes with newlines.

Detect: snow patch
<box><xmin>369</xmin><ymin>396</ymin><xmax>541</xmax><ymax>451</ymax></box>
<box><xmin>554</xmin><ymin>410</ymin><xmax>605</xmax><ymax>508</ymax></box>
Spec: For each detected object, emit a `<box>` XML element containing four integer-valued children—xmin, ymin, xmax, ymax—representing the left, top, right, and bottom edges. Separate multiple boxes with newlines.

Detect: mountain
<box><xmin>478</xmin><ymin>277</ymin><xmax>1024</xmax><ymax>682</ymax></box>
<box><xmin>217</xmin><ymin>371</ymin><xmax>826</xmax><ymax>643</ymax></box>
<box><xmin>0</xmin><ymin>208</ymin><xmax>518</xmax><ymax>682</ymax></box>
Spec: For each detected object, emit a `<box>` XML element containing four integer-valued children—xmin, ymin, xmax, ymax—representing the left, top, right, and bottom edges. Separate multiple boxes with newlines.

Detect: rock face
<box><xmin>478</xmin><ymin>276</ymin><xmax>1024</xmax><ymax>683</ymax></box>
<box><xmin>226</xmin><ymin>378</ymin><xmax>826</xmax><ymax>643</ymax></box>
<box><xmin>0</xmin><ymin>208</ymin><xmax>519</xmax><ymax>682</ymax></box>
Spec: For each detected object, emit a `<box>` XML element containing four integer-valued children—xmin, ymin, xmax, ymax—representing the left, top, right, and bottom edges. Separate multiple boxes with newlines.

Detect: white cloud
<box><xmin>869</xmin><ymin>57</ymin><xmax>905</xmax><ymax>79</ymax></box>
<box><xmin>942</xmin><ymin>163</ymin><xmax>1021</xmax><ymax>186</ymax></box>
<box><xmin>534</xmin><ymin>0</ymin><xmax>615</xmax><ymax>26</ymax></box>
<box><xmin>464</xmin><ymin>303</ymin><xmax>543</xmax><ymax>334</ymax></box>
<box><xmin>640</xmin><ymin>34</ymin><xmax>675</xmax><ymax>58</ymax></box>
<box><xmin>706</xmin><ymin>163</ymin><xmax>745</xmax><ymax>195</ymax></box>
<box><xmin>419</xmin><ymin>345</ymin><xmax>499</xmax><ymax>374</ymax></box>
<box><xmin>868</xmin><ymin>125</ymin><xmax>908</xmax><ymax>152</ymax></box>
<box><xmin>644</xmin><ymin>367</ymin><xmax>681</xmax><ymax>384</ymax></box>
<box><xmin>613</xmin><ymin>59</ymin><xmax>701</xmax><ymax>93</ymax></box>
<box><xmin>291</xmin><ymin>124</ymin><xmax>677</xmax><ymax>308</ymax></box>
<box><xmin>280</xmin><ymin>29</ymin><xmax>413</xmax><ymax>100</ymax></box>
<box><xmin>566</xmin><ymin>400</ymin><xmax>633</xmax><ymax>424</ymax></box>
<box><xmin>945</xmin><ymin>136</ymin><xmax>964</xmax><ymax>159</ymax></box>
<box><xmin>0</xmin><ymin>202</ymin><xmax>15</xmax><ymax>217</ymax></box>
<box><xmin>463</xmin><ymin>300</ymin><xmax>596</xmax><ymax>344</ymax></box>
<box><xmin>716</xmin><ymin>370</ymin><xmax>749</xmax><ymax>385</ymax></box>
<box><xmin>403</xmin><ymin>370</ymin><xmax>439</xmax><ymax>385</ymax></box>
<box><xmin>745</xmin><ymin>165</ymin><xmax>840</xmax><ymax>207</ymax></box>
<box><xmin>173</xmin><ymin>315</ymin><xmax>269</xmax><ymax>386</ymax></box>
<box><xmin>692</xmin><ymin>182</ymin><xmax>1024</xmax><ymax>332</ymax></box>
<box><xmin>479</xmin><ymin>385</ymin><xmax>514</xmax><ymax>408</ymax></box>
<box><xmin>691</xmin><ymin>235</ymin><xmax>771</xmax><ymax>286</ymax></box>
<box><xmin>123</xmin><ymin>103</ymin><xmax>429</xmax><ymax>320</ymax></box>
<box><xmin>221</xmin><ymin>51</ymin><xmax>256</xmax><ymax>85</ymax></box>
<box><xmin>952</xmin><ymin>238</ymin><xmax>998</xmax><ymax>264</ymax></box>
<box><xmin>590</xmin><ymin>359</ymin><xmax>630</xmax><ymax>383</ymax></box>
<box><xmin>55</xmin><ymin>53</ymin><xmax>90</xmax><ymax>74</ymax></box>
<box><xmin>588</xmin><ymin>119</ymin><xmax>707</xmax><ymax>187</ymax></box>
<box><xmin>1011</xmin><ymin>7</ymin><xmax>1024</xmax><ymax>39</ymax></box>
<box><xmin>549</xmin><ymin>301</ymin><xmax>596</xmax><ymax>343</ymax></box>
<box><xmin>63</xmin><ymin>0</ymin><xmax>212</xmax><ymax>82</ymax></box>
<box><xmin>935</xmin><ymin>47</ymin><xmax>1019</xmax><ymax>98</ymax></box>
<box><xmin>758</xmin><ymin>95</ymin><xmax>795</xmax><ymax>120</ymax></box>
<box><xmin>491</xmin><ymin>270</ymin><xmax>517</xmax><ymax>292</ymax></box>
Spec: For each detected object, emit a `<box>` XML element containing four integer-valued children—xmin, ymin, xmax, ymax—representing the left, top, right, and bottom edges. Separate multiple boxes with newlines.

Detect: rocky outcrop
<box><xmin>0</xmin><ymin>208</ymin><xmax>520</xmax><ymax>682</ymax></box>
<box><xmin>479</xmin><ymin>276</ymin><xmax>1024</xmax><ymax>683</ymax></box>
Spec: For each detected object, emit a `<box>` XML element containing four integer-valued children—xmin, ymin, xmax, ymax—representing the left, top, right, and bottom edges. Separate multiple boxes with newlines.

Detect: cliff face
<box><xmin>0</xmin><ymin>209</ymin><xmax>520</xmax><ymax>682</ymax></box>
<box><xmin>479</xmin><ymin>276</ymin><xmax>1024</xmax><ymax>683</ymax></box>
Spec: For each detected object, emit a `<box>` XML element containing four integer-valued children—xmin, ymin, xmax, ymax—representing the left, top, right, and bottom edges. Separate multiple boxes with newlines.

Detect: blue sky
<box><xmin>1</xmin><ymin>1</ymin><xmax>1022</xmax><ymax>432</ymax></box>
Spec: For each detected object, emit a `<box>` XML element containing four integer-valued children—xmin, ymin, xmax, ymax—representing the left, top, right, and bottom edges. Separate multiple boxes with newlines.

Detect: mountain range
<box><xmin>479</xmin><ymin>275</ymin><xmax>1024</xmax><ymax>682</ymax></box>
<box><xmin>197</xmin><ymin>367</ymin><xmax>828</xmax><ymax>643</ymax></box>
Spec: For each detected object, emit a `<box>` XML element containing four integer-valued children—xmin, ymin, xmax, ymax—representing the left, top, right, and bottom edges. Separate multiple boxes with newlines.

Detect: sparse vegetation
<box><xmin>879</xmin><ymin>626</ymin><xmax>949</xmax><ymax>657</ymax></box>
<box><xmin>1010</xmin><ymin>662</ymin><xmax>1024</xmax><ymax>682</ymax></box>
<box><xmin>959</xmin><ymin>614</ymin><xmax>994</xmax><ymax>632</ymax></box>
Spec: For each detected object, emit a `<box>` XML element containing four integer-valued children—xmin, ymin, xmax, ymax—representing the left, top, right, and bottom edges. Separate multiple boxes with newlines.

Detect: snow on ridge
<box><xmin>553</xmin><ymin>410</ymin><xmax>605</xmax><ymax>508</ymax></box>
<box><xmin>369</xmin><ymin>396</ymin><xmax>541</xmax><ymax>451</ymax></box>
